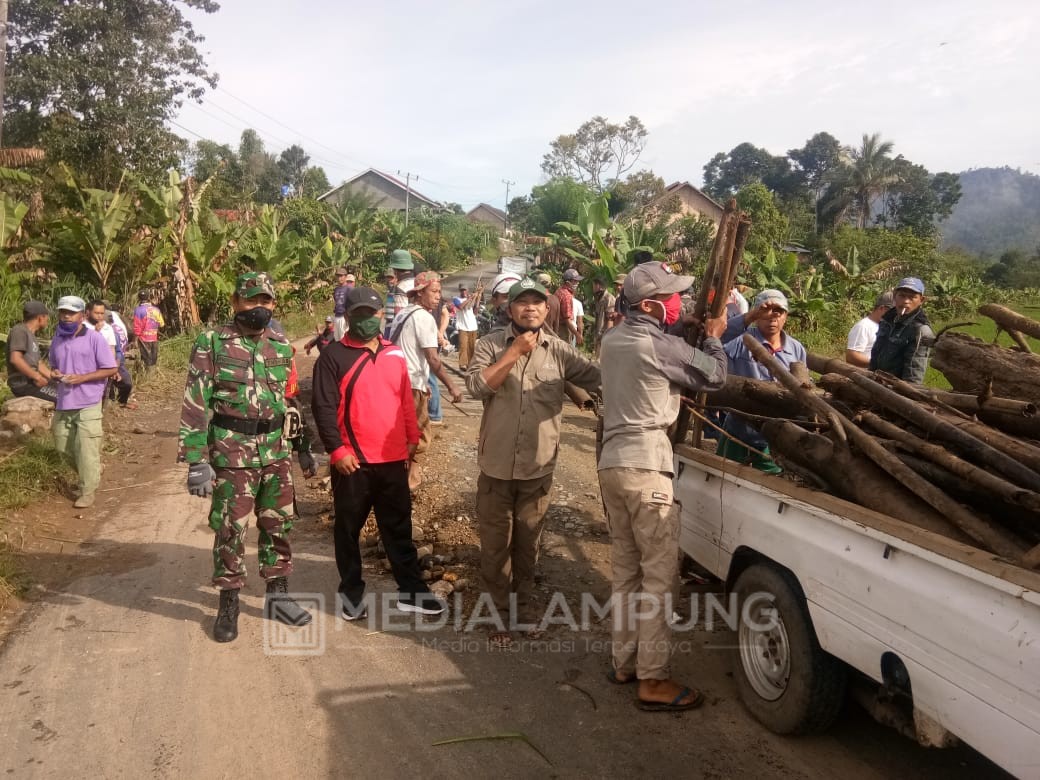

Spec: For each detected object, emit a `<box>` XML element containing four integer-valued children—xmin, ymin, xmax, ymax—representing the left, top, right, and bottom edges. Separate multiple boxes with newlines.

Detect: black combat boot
<box><xmin>264</xmin><ymin>577</ymin><xmax>313</xmax><ymax>626</ymax></box>
<box><xmin>213</xmin><ymin>588</ymin><xmax>240</xmax><ymax>643</ymax></box>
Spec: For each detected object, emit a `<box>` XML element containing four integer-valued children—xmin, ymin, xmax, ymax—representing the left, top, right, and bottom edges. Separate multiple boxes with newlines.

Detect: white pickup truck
<box><xmin>673</xmin><ymin>445</ymin><xmax>1040</xmax><ymax>778</ymax></box>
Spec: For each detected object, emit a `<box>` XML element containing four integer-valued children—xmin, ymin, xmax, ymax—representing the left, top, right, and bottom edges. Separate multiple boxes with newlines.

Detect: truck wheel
<box><xmin>732</xmin><ymin>563</ymin><xmax>847</xmax><ymax>735</ymax></box>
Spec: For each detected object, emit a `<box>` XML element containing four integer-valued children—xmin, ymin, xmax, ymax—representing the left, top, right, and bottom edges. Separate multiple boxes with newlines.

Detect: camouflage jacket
<box><xmin>178</xmin><ymin>324</ymin><xmax>293</xmax><ymax>468</ymax></box>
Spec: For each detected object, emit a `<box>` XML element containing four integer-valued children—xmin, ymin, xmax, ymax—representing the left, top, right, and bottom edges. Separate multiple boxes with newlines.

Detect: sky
<box><xmin>175</xmin><ymin>0</ymin><xmax>1040</xmax><ymax>210</ymax></box>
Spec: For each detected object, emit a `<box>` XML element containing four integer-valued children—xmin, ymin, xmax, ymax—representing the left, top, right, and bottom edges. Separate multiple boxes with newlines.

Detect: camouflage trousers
<box><xmin>209</xmin><ymin>459</ymin><xmax>295</xmax><ymax>590</ymax></box>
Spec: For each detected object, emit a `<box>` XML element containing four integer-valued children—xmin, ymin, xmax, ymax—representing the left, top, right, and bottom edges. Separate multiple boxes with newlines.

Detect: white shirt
<box><xmin>454</xmin><ymin>295</ymin><xmax>478</xmax><ymax>332</ymax></box>
<box><xmin>847</xmin><ymin>316</ymin><xmax>880</xmax><ymax>355</ymax></box>
<box><xmin>97</xmin><ymin>322</ymin><xmax>118</xmax><ymax>350</ymax></box>
<box><xmin>726</xmin><ymin>288</ymin><xmax>749</xmax><ymax>319</ymax></box>
<box><xmin>570</xmin><ymin>298</ymin><xmax>585</xmax><ymax>346</ymax></box>
<box><xmin>392</xmin><ymin>304</ymin><xmax>440</xmax><ymax>391</ymax></box>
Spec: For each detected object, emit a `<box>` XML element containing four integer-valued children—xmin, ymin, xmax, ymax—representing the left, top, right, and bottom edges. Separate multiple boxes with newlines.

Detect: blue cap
<box><xmin>895</xmin><ymin>277</ymin><xmax>925</xmax><ymax>295</ymax></box>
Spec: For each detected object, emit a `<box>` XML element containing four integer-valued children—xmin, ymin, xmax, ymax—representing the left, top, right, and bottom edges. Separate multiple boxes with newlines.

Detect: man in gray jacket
<box><xmin>598</xmin><ymin>262</ymin><xmax>727</xmax><ymax>712</ymax></box>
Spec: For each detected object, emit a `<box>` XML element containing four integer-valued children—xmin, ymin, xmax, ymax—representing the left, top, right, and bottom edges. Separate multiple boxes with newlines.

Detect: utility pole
<box><xmin>398</xmin><ymin>170</ymin><xmax>417</xmax><ymax>228</ymax></box>
<box><xmin>502</xmin><ymin>179</ymin><xmax>515</xmax><ymax>232</ymax></box>
<box><xmin>0</xmin><ymin>0</ymin><xmax>9</xmax><ymax>148</ymax></box>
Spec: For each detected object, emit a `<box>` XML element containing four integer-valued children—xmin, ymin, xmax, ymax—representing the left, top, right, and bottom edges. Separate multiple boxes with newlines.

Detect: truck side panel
<box><xmin>675</xmin><ymin>454</ymin><xmax>1040</xmax><ymax>777</ymax></box>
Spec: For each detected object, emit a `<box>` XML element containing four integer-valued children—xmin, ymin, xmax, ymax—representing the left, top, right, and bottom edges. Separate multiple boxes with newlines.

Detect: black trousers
<box><xmin>108</xmin><ymin>364</ymin><xmax>133</xmax><ymax>404</ymax></box>
<box><xmin>331</xmin><ymin>461</ymin><xmax>427</xmax><ymax>606</ymax></box>
<box><xmin>11</xmin><ymin>382</ymin><xmax>57</xmax><ymax>402</ymax></box>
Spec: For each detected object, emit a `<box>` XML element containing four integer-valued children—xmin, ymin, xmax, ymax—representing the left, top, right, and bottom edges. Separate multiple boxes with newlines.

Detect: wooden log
<box><xmin>745</xmin><ymin>339</ymin><xmax>1026</xmax><ymax>558</ymax></box>
<box><xmin>692</xmin><ymin>200</ymin><xmax>737</xmax><ymax>324</ymax></box>
<box><xmin>847</xmin><ymin>373</ymin><xmax>1040</xmax><ymax>493</ymax></box>
<box><xmin>932</xmin><ymin>332</ymin><xmax>1040</xmax><ymax>399</ymax></box>
<box><xmin>818</xmin><ymin>373</ymin><xmax>873</xmax><ymax>407</ymax></box>
<box><xmin>857</xmin><ymin>411</ymin><xmax>1040</xmax><ymax>513</ymax></box>
<box><xmin>743</xmin><ymin>335</ymin><xmax>847</xmax><ymax>443</ymax></box>
<box><xmin>762</xmin><ymin>420</ymin><xmax>969</xmax><ymax>541</ymax></box>
<box><xmin>1005</xmin><ymin>328</ymin><xmax>1034</xmax><ymax>354</ymax></box>
<box><xmin>823</xmin><ymin>355</ymin><xmax>1040</xmax><ymax>438</ymax></box>
<box><xmin>709</xmin><ymin>375</ymin><xmax>806</xmax><ymax>419</ymax></box>
<box><xmin>979</xmin><ymin>303</ymin><xmax>1040</xmax><ymax>342</ymax></box>
<box><xmin>936</xmin><ymin>411</ymin><xmax>1040</xmax><ymax>475</ymax></box>
<box><xmin>808</xmin><ymin>351</ymin><xmax>1037</xmax><ymax>417</ymax></box>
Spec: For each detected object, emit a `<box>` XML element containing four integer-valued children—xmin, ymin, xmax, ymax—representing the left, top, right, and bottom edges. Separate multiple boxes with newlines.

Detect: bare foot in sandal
<box><xmin>636</xmin><ymin>679</ymin><xmax>705</xmax><ymax>712</ymax></box>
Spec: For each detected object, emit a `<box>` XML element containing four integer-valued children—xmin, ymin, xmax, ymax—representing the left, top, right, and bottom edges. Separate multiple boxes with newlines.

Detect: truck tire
<box><xmin>732</xmin><ymin>562</ymin><xmax>847</xmax><ymax>735</ymax></box>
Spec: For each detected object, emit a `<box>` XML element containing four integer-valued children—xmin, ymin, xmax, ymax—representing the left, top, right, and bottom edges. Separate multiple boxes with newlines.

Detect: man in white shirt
<box><xmin>453</xmin><ymin>282</ymin><xmax>483</xmax><ymax>370</ymax></box>
<box><xmin>391</xmin><ymin>272</ymin><xmax>464</xmax><ymax>491</ymax></box>
<box><xmin>87</xmin><ymin>300</ymin><xmax>135</xmax><ymax>408</ymax></box>
<box><xmin>846</xmin><ymin>291</ymin><xmax>895</xmax><ymax>367</ymax></box>
<box><xmin>571</xmin><ymin>296</ymin><xmax>585</xmax><ymax>348</ymax></box>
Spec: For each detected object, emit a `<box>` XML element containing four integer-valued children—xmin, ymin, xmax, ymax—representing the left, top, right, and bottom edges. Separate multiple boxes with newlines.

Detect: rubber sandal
<box><xmin>605</xmin><ymin>670</ymin><xmax>637</xmax><ymax>685</ymax></box>
<box><xmin>636</xmin><ymin>687</ymin><xmax>705</xmax><ymax>712</ymax></box>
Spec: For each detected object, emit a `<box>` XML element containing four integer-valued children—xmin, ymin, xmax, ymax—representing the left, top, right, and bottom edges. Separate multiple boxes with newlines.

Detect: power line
<box><xmin>216</xmin><ymin>85</ymin><xmax>372</xmax><ymax>171</ymax></box>
<box><xmin>177</xmin><ymin>102</ymin><xmax>365</xmax><ymax>178</ymax></box>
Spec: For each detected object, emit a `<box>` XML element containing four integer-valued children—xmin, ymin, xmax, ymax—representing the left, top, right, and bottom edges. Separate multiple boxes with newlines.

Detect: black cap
<box><xmin>345</xmin><ymin>286</ymin><xmax>383</xmax><ymax>313</ymax></box>
<box><xmin>23</xmin><ymin>301</ymin><xmax>48</xmax><ymax>318</ymax></box>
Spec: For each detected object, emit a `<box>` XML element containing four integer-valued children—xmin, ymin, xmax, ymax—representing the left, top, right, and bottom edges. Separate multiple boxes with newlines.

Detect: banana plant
<box><xmin>53</xmin><ymin>165</ymin><xmax>135</xmax><ymax>292</ymax></box>
<box><xmin>0</xmin><ymin>194</ymin><xmax>29</xmax><ymax>251</ymax></box>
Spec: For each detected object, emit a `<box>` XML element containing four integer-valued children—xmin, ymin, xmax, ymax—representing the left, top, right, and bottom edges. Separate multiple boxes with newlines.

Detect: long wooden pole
<box><xmin>743</xmin><ymin>336</ymin><xmax>1025</xmax><ymax>558</ymax></box>
<box><xmin>847</xmin><ymin>373</ymin><xmax>1040</xmax><ymax>492</ymax></box>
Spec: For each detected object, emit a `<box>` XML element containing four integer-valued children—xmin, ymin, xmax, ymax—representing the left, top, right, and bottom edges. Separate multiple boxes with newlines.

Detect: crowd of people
<box><xmin>3</xmin><ymin>248</ymin><xmax>936</xmax><ymax>714</ymax></box>
<box><xmin>4</xmin><ymin>291</ymin><xmax>165</xmax><ymax>507</ymax></box>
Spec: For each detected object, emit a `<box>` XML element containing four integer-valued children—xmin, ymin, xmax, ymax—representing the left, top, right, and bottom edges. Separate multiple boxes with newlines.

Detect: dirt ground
<box><xmin>0</xmin><ymin>291</ymin><xmax>1008</xmax><ymax>778</ymax></box>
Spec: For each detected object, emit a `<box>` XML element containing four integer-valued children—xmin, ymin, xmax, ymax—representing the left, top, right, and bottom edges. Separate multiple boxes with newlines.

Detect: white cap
<box><xmin>396</xmin><ymin>278</ymin><xmax>415</xmax><ymax>295</ymax></box>
<box><xmin>490</xmin><ymin>272</ymin><xmax>522</xmax><ymax>296</ymax></box>
<box><xmin>57</xmin><ymin>295</ymin><xmax>86</xmax><ymax>313</ymax></box>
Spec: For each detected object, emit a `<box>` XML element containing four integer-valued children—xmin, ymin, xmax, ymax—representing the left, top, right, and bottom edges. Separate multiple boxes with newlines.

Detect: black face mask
<box><xmin>512</xmin><ymin>322</ymin><xmax>541</xmax><ymax>335</ymax></box>
<box><xmin>234</xmin><ymin>306</ymin><xmax>273</xmax><ymax>331</ymax></box>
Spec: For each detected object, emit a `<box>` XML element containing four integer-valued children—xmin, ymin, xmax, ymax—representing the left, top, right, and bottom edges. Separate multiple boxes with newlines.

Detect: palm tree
<box><xmin>823</xmin><ymin>134</ymin><xmax>898</xmax><ymax>229</ymax></box>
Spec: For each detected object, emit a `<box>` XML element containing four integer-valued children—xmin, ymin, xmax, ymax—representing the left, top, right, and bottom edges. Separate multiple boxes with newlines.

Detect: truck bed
<box><xmin>673</xmin><ymin>444</ymin><xmax>1040</xmax><ymax>777</ymax></box>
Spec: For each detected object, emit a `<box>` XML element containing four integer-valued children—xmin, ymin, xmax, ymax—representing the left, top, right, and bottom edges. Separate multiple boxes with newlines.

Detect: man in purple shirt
<box><xmin>49</xmin><ymin>296</ymin><xmax>119</xmax><ymax>508</ymax></box>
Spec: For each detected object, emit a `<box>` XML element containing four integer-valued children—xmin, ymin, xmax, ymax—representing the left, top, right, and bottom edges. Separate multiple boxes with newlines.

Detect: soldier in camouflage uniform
<box><xmin>178</xmin><ymin>271</ymin><xmax>313</xmax><ymax>643</ymax></box>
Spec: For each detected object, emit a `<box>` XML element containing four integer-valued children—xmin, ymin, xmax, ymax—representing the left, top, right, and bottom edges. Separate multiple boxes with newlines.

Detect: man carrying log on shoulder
<box><xmin>717</xmin><ymin>289</ymin><xmax>806</xmax><ymax>474</ymax></box>
<box><xmin>869</xmin><ymin>277</ymin><xmax>935</xmax><ymax>384</ymax></box>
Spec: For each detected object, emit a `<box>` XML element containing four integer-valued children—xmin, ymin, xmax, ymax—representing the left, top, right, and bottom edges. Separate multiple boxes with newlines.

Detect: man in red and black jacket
<box><xmin>311</xmin><ymin>286</ymin><xmax>446</xmax><ymax>619</ymax></box>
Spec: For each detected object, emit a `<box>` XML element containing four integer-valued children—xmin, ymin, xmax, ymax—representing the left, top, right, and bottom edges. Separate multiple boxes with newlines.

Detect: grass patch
<box><xmin>0</xmin><ymin>437</ymin><xmax>76</xmax><ymax>609</ymax></box>
<box><xmin>0</xmin><ymin>436</ymin><xmax>76</xmax><ymax>510</ymax></box>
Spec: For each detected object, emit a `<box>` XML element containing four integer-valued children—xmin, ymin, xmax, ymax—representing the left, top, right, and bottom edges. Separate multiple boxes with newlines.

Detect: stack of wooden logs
<box><xmin>696</xmin><ymin>308</ymin><xmax>1040</xmax><ymax>571</ymax></box>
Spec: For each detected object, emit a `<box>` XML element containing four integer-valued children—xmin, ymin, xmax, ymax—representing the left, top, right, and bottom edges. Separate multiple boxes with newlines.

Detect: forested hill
<box><xmin>941</xmin><ymin>167</ymin><xmax>1040</xmax><ymax>257</ymax></box>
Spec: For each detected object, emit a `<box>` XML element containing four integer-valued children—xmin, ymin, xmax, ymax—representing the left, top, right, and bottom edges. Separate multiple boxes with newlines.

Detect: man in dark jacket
<box><xmin>869</xmin><ymin>277</ymin><xmax>935</xmax><ymax>384</ymax></box>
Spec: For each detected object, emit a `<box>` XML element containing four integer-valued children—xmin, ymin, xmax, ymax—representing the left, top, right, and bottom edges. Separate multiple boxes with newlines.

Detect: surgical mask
<box><xmin>234</xmin><ymin>306</ymin><xmax>273</xmax><ymax>331</ymax></box>
<box><xmin>662</xmin><ymin>293</ymin><xmax>682</xmax><ymax>326</ymax></box>
<box><xmin>57</xmin><ymin>321</ymin><xmax>80</xmax><ymax>336</ymax></box>
<box><xmin>348</xmin><ymin>314</ymin><xmax>382</xmax><ymax>341</ymax></box>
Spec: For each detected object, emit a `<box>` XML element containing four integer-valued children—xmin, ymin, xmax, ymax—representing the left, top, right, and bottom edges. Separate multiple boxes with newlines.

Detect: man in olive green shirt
<box><xmin>466</xmin><ymin>278</ymin><xmax>600</xmax><ymax>646</ymax></box>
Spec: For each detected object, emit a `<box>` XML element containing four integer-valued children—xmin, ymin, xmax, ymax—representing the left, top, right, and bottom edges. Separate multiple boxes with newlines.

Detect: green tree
<box><xmin>736</xmin><ymin>183</ymin><xmax>789</xmax><ymax>256</ymax></box>
<box><xmin>541</xmin><ymin>116</ymin><xmax>647</xmax><ymax>192</ymax></box>
<box><xmin>703</xmin><ymin>142</ymin><xmax>794</xmax><ymax>200</ymax></box>
<box><xmin>4</xmin><ymin>0</ymin><xmax>219</xmax><ymax>189</ymax></box>
<box><xmin>788</xmin><ymin>132</ymin><xmax>842</xmax><ymax>233</ymax></box>
<box><xmin>525</xmin><ymin>179</ymin><xmax>597</xmax><ymax>235</ymax></box>
<box><xmin>277</xmin><ymin>144</ymin><xmax>310</xmax><ymax>192</ymax></box>
<box><xmin>607</xmin><ymin>169</ymin><xmax>668</xmax><ymax>217</ymax></box>
<box><xmin>822</xmin><ymin>133</ymin><xmax>897</xmax><ymax>229</ymax></box>
<box><xmin>883</xmin><ymin>159</ymin><xmax>962</xmax><ymax>237</ymax></box>
<box><xmin>302</xmin><ymin>166</ymin><xmax>331</xmax><ymax>199</ymax></box>
<box><xmin>507</xmin><ymin>195</ymin><xmax>534</xmax><ymax>233</ymax></box>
